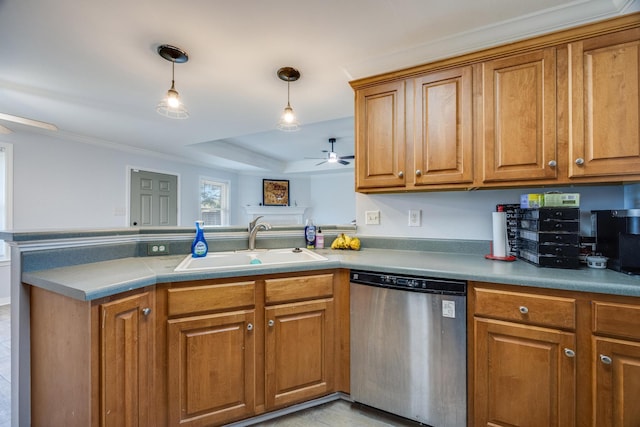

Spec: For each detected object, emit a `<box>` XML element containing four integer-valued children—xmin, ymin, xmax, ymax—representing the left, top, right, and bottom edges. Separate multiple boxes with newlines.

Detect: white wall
<box><xmin>356</xmin><ymin>185</ymin><xmax>626</xmax><ymax>240</ymax></box>
<box><xmin>11</xmin><ymin>132</ymin><xmax>238</xmax><ymax>229</ymax></box>
<box><xmin>9</xmin><ymin>132</ymin><xmax>354</xmax><ymax>229</ymax></box>
<box><xmin>310</xmin><ymin>172</ymin><xmax>356</xmax><ymax>224</ymax></box>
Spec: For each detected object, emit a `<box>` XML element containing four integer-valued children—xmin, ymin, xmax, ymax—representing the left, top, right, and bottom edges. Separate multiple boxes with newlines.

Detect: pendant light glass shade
<box><xmin>156</xmin><ymin>45</ymin><xmax>189</xmax><ymax>120</ymax></box>
<box><xmin>276</xmin><ymin>67</ymin><xmax>301</xmax><ymax>132</ymax></box>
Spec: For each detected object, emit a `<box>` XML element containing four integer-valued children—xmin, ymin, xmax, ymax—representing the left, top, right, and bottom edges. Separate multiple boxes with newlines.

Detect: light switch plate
<box><xmin>365</xmin><ymin>210</ymin><xmax>380</xmax><ymax>225</ymax></box>
<box><xmin>408</xmin><ymin>209</ymin><xmax>421</xmax><ymax>227</ymax></box>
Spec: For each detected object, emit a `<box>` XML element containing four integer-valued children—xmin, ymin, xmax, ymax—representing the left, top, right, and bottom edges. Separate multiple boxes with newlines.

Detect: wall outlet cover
<box><xmin>408</xmin><ymin>209</ymin><xmax>421</xmax><ymax>227</ymax></box>
<box><xmin>365</xmin><ymin>210</ymin><xmax>380</xmax><ymax>225</ymax></box>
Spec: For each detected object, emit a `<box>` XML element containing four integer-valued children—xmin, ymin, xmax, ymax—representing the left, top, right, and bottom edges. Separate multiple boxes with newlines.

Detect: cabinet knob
<box><xmin>415</xmin><ymin>169</ymin><xmax>422</xmax><ymax>176</ymax></box>
<box><xmin>141</xmin><ymin>307</ymin><xmax>151</xmax><ymax>316</ymax></box>
<box><xmin>600</xmin><ymin>354</ymin><xmax>612</xmax><ymax>365</ymax></box>
<box><xmin>398</xmin><ymin>171</ymin><xmax>404</xmax><ymax>178</ymax></box>
<box><xmin>575</xmin><ymin>158</ymin><xmax>585</xmax><ymax>165</ymax></box>
<box><xmin>247</xmin><ymin>323</ymin><xmax>253</xmax><ymax>331</ymax></box>
<box><xmin>519</xmin><ymin>306</ymin><xmax>529</xmax><ymax>314</ymax></box>
<box><xmin>548</xmin><ymin>160</ymin><xmax>557</xmax><ymax>167</ymax></box>
<box><xmin>268</xmin><ymin>319</ymin><xmax>275</xmax><ymax>327</ymax></box>
<box><xmin>564</xmin><ymin>348</ymin><xmax>576</xmax><ymax>358</ymax></box>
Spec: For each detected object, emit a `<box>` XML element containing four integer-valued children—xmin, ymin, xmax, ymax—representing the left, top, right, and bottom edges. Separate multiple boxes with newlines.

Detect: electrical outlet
<box><xmin>365</xmin><ymin>210</ymin><xmax>380</xmax><ymax>225</ymax></box>
<box><xmin>147</xmin><ymin>243</ymin><xmax>169</xmax><ymax>255</ymax></box>
<box><xmin>408</xmin><ymin>209</ymin><xmax>421</xmax><ymax>227</ymax></box>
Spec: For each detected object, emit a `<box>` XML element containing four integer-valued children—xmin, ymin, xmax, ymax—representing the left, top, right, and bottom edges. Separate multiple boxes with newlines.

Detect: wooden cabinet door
<box><xmin>355</xmin><ymin>81</ymin><xmax>406</xmax><ymax>189</ymax></box>
<box><xmin>167</xmin><ymin>310</ymin><xmax>255</xmax><ymax>427</ymax></box>
<box><xmin>474</xmin><ymin>318</ymin><xmax>576</xmax><ymax>427</ymax></box>
<box><xmin>265</xmin><ymin>298</ymin><xmax>334</xmax><ymax>409</ymax></box>
<box><xmin>593</xmin><ymin>337</ymin><xmax>640</xmax><ymax>427</ymax></box>
<box><xmin>568</xmin><ymin>28</ymin><xmax>640</xmax><ymax>179</ymax></box>
<box><xmin>481</xmin><ymin>48</ymin><xmax>558</xmax><ymax>183</ymax></box>
<box><xmin>412</xmin><ymin>65</ymin><xmax>474</xmax><ymax>186</ymax></box>
<box><xmin>100</xmin><ymin>292</ymin><xmax>153</xmax><ymax>427</ymax></box>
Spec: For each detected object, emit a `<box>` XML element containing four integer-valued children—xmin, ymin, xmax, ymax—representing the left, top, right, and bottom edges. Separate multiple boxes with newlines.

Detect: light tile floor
<box><xmin>249</xmin><ymin>400</ymin><xmax>421</xmax><ymax>427</ymax></box>
<box><xmin>0</xmin><ymin>304</ymin><xmax>10</xmax><ymax>427</ymax></box>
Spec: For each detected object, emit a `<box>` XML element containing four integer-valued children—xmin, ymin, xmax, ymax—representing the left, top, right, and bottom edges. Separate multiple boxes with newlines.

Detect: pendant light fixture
<box><xmin>156</xmin><ymin>44</ymin><xmax>189</xmax><ymax>119</ymax></box>
<box><xmin>276</xmin><ymin>67</ymin><xmax>301</xmax><ymax>132</ymax></box>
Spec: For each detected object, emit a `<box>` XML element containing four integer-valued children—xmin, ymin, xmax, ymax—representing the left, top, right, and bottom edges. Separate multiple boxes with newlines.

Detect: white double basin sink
<box><xmin>174</xmin><ymin>247</ymin><xmax>328</xmax><ymax>271</ymax></box>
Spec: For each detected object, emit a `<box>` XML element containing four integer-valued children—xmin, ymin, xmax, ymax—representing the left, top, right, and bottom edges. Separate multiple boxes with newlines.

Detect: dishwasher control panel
<box><xmin>350</xmin><ymin>270</ymin><xmax>466</xmax><ymax>295</ymax></box>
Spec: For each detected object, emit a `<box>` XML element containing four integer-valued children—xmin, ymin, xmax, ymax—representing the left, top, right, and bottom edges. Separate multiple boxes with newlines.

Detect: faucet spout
<box><xmin>248</xmin><ymin>217</ymin><xmax>271</xmax><ymax>250</ymax></box>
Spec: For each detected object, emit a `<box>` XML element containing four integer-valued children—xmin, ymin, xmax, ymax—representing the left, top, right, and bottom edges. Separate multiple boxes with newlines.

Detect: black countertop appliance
<box><xmin>592</xmin><ymin>209</ymin><xmax>640</xmax><ymax>275</ymax></box>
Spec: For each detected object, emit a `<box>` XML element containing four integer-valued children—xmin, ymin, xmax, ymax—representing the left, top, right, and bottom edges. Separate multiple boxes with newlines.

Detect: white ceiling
<box><xmin>0</xmin><ymin>0</ymin><xmax>637</xmax><ymax>174</ymax></box>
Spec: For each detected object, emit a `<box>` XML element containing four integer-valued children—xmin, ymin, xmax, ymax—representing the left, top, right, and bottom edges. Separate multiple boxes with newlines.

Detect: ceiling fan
<box><xmin>307</xmin><ymin>138</ymin><xmax>355</xmax><ymax>166</ymax></box>
<box><xmin>0</xmin><ymin>112</ymin><xmax>58</xmax><ymax>134</ymax></box>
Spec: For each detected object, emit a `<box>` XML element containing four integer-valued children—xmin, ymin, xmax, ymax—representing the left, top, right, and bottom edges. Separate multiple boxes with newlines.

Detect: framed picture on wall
<box><xmin>263</xmin><ymin>179</ymin><xmax>290</xmax><ymax>206</ymax></box>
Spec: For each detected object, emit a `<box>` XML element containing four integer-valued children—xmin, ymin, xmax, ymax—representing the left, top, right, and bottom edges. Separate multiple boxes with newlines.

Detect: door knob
<box><xmin>519</xmin><ymin>306</ymin><xmax>529</xmax><ymax>314</ymax></box>
<box><xmin>575</xmin><ymin>158</ymin><xmax>585</xmax><ymax>165</ymax></box>
<box><xmin>564</xmin><ymin>348</ymin><xmax>576</xmax><ymax>358</ymax></box>
<box><xmin>548</xmin><ymin>160</ymin><xmax>557</xmax><ymax>167</ymax></box>
<box><xmin>398</xmin><ymin>171</ymin><xmax>404</xmax><ymax>178</ymax></box>
<box><xmin>247</xmin><ymin>323</ymin><xmax>253</xmax><ymax>331</ymax></box>
<box><xmin>141</xmin><ymin>307</ymin><xmax>151</xmax><ymax>316</ymax></box>
<box><xmin>415</xmin><ymin>169</ymin><xmax>422</xmax><ymax>176</ymax></box>
<box><xmin>268</xmin><ymin>319</ymin><xmax>275</xmax><ymax>327</ymax></box>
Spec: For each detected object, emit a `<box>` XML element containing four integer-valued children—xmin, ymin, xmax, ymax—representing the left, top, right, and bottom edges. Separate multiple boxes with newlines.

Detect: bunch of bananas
<box><xmin>330</xmin><ymin>233</ymin><xmax>361</xmax><ymax>250</ymax></box>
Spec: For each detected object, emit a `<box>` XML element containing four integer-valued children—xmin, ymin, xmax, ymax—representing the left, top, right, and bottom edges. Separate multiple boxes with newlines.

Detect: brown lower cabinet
<box><xmin>470</xmin><ymin>282</ymin><xmax>640</xmax><ymax>427</ymax></box>
<box><xmin>28</xmin><ymin>269</ymin><xmax>349</xmax><ymax>427</ymax></box>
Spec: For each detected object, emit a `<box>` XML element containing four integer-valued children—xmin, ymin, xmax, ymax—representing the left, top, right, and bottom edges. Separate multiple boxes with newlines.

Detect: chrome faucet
<box><xmin>248</xmin><ymin>216</ymin><xmax>271</xmax><ymax>250</ymax></box>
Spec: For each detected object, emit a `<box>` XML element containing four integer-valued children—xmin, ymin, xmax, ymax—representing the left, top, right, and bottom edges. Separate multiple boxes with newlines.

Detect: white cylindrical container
<box><xmin>492</xmin><ymin>211</ymin><xmax>508</xmax><ymax>257</ymax></box>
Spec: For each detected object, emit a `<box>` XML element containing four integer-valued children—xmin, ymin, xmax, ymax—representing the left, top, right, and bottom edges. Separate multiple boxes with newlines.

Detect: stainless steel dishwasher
<box><xmin>350</xmin><ymin>270</ymin><xmax>467</xmax><ymax>427</ymax></box>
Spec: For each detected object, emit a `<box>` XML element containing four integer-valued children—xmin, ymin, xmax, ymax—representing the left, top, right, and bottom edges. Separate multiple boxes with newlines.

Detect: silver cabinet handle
<box><xmin>398</xmin><ymin>171</ymin><xmax>404</xmax><ymax>178</ymax></box>
<box><xmin>268</xmin><ymin>319</ymin><xmax>275</xmax><ymax>327</ymax></box>
<box><xmin>575</xmin><ymin>158</ymin><xmax>585</xmax><ymax>165</ymax></box>
<box><xmin>548</xmin><ymin>160</ymin><xmax>557</xmax><ymax>167</ymax></box>
<box><xmin>600</xmin><ymin>354</ymin><xmax>612</xmax><ymax>365</ymax></box>
<box><xmin>519</xmin><ymin>306</ymin><xmax>529</xmax><ymax>314</ymax></box>
<box><xmin>141</xmin><ymin>307</ymin><xmax>151</xmax><ymax>316</ymax></box>
<box><xmin>247</xmin><ymin>323</ymin><xmax>253</xmax><ymax>331</ymax></box>
<box><xmin>564</xmin><ymin>348</ymin><xmax>576</xmax><ymax>358</ymax></box>
<box><xmin>415</xmin><ymin>169</ymin><xmax>422</xmax><ymax>176</ymax></box>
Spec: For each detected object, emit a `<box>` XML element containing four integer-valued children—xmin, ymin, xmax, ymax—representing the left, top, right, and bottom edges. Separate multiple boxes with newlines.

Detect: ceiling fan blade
<box><xmin>338</xmin><ymin>160</ymin><xmax>350</xmax><ymax>165</ymax></box>
<box><xmin>315</xmin><ymin>160</ymin><xmax>327</xmax><ymax>166</ymax></box>
<box><xmin>339</xmin><ymin>155</ymin><xmax>355</xmax><ymax>160</ymax></box>
<box><xmin>0</xmin><ymin>113</ymin><xmax>58</xmax><ymax>131</ymax></box>
<box><xmin>0</xmin><ymin>124</ymin><xmax>12</xmax><ymax>135</ymax></box>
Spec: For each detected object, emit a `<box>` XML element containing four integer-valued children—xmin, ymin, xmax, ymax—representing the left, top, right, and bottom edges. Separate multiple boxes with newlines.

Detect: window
<box><xmin>0</xmin><ymin>142</ymin><xmax>13</xmax><ymax>261</ymax></box>
<box><xmin>200</xmin><ymin>178</ymin><xmax>229</xmax><ymax>226</ymax></box>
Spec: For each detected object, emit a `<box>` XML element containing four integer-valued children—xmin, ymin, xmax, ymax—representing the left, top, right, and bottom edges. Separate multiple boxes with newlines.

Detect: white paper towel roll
<box><xmin>492</xmin><ymin>211</ymin><xmax>507</xmax><ymax>257</ymax></box>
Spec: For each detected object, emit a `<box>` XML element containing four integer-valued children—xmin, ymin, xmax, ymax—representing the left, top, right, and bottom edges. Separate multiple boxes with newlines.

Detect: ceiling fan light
<box><xmin>328</xmin><ymin>152</ymin><xmax>338</xmax><ymax>163</ymax></box>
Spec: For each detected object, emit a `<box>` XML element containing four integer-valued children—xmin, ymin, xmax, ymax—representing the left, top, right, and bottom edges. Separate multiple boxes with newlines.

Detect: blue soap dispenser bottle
<box><xmin>191</xmin><ymin>220</ymin><xmax>208</xmax><ymax>258</ymax></box>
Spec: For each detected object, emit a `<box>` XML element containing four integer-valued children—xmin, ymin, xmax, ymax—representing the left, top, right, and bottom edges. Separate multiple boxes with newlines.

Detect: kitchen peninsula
<box><xmin>6</xmin><ymin>227</ymin><xmax>640</xmax><ymax>426</ymax></box>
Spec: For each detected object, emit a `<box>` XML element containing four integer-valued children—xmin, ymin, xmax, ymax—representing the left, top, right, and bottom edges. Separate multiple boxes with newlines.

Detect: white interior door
<box><xmin>130</xmin><ymin>169</ymin><xmax>178</xmax><ymax>226</ymax></box>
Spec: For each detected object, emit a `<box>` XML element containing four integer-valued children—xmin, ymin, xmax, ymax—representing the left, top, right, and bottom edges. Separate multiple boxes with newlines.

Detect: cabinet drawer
<box><xmin>593</xmin><ymin>300</ymin><xmax>640</xmax><ymax>341</ymax></box>
<box><xmin>474</xmin><ymin>287</ymin><xmax>576</xmax><ymax>329</ymax></box>
<box><xmin>167</xmin><ymin>281</ymin><xmax>255</xmax><ymax>317</ymax></box>
<box><xmin>265</xmin><ymin>274</ymin><xmax>333</xmax><ymax>304</ymax></box>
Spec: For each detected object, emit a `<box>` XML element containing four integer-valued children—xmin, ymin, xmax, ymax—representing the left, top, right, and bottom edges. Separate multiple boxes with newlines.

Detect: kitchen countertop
<box><xmin>22</xmin><ymin>248</ymin><xmax>640</xmax><ymax>301</ymax></box>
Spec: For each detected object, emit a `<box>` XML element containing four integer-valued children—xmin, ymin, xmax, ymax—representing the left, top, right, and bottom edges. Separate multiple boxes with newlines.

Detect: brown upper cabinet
<box><xmin>355</xmin><ymin>80</ymin><xmax>407</xmax><ymax>189</ymax></box>
<box><xmin>567</xmin><ymin>27</ymin><xmax>640</xmax><ymax>179</ymax></box>
<box><xmin>351</xmin><ymin>13</ymin><xmax>640</xmax><ymax>193</ymax></box>
<box><xmin>479</xmin><ymin>48</ymin><xmax>557</xmax><ymax>184</ymax></box>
